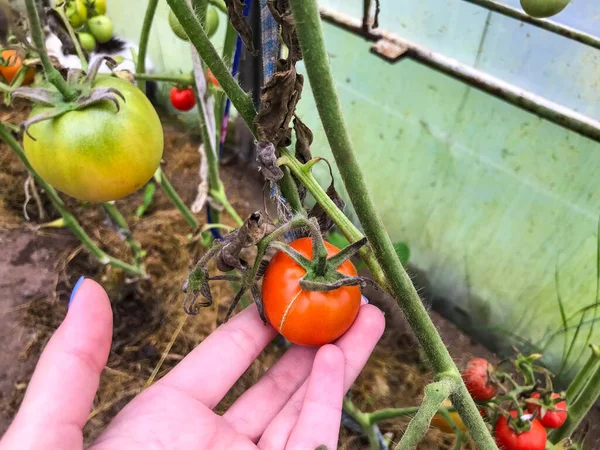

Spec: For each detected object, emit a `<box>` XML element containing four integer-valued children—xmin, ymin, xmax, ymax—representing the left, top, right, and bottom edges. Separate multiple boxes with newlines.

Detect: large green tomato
<box><xmin>520</xmin><ymin>0</ymin><xmax>570</xmax><ymax>18</ymax></box>
<box><xmin>24</xmin><ymin>77</ymin><xmax>164</xmax><ymax>203</ymax></box>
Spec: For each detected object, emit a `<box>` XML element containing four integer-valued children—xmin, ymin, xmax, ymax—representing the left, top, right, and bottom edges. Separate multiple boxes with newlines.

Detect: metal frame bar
<box><xmin>319</xmin><ymin>6</ymin><xmax>600</xmax><ymax>143</ymax></box>
<box><xmin>462</xmin><ymin>0</ymin><xmax>600</xmax><ymax>50</ymax></box>
<box><xmin>463</xmin><ymin>0</ymin><xmax>600</xmax><ymax>50</ymax></box>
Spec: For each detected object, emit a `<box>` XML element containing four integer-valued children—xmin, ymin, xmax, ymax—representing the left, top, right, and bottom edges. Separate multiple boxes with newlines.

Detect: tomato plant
<box><xmin>23</xmin><ymin>76</ymin><xmax>164</xmax><ymax>203</ymax></box>
<box><xmin>65</xmin><ymin>0</ymin><xmax>88</xmax><ymax>28</ymax></box>
<box><xmin>494</xmin><ymin>411</ymin><xmax>547</xmax><ymax>450</ymax></box>
<box><xmin>170</xmin><ymin>86</ymin><xmax>196</xmax><ymax>111</ymax></box>
<box><xmin>462</xmin><ymin>358</ymin><xmax>497</xmax><ymax>401</ymax></box>
<box><xmin>527</xmin><ymin>392</ymin><xmax>568</xmax><ymax>428</ymax></box>
<box><xmin>0</xmin><ymin>50</ymin><xmax>35</xmax><ymax>85</ymax></box>
<box><xmin>262</xmin><ymin>237</ymin><xmax>361</xmax><ymax>346</ymax></box>
<box><xmin>520</xmin><ymin>0</ymin><xmax>570</xmax><ymax>18</ymax></box>
<box><xmin>88</xmin><ymin>15</ymin><xmax>113</xmax><ymax>43</ymax></box>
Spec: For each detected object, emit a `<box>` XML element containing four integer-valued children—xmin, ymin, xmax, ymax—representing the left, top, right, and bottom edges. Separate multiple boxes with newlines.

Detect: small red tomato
<box><xmin>170</xmin><ymin>86</ymin><xmax>196</xmax><ymax>111</ymax></box>
<box><xmin>526</xmin><ymin>392</ymin><xmax>567</xmax><ymax>429</ymax></box>
<box><xmin>462</xmin><ymin>358</ymin><xmax>497</xmax><ymax>401</ymax></box>
<box><xmin>494</xmin><ymin>411</ymin><xmax>546</xmax><ymax>450</ymax></box>
<box><xmin>206</xmin><ymin>69</ymin><xmax>219</xmax><ymax>87</ymax></box>
<box><xmin>262</xmin><ymin>237</ymin><xmax>361</xmax><ymax>346</ymax></box>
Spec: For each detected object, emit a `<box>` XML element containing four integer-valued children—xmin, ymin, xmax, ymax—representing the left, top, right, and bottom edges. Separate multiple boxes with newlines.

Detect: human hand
<box><xmin>0</xmin><ymin>279</ymin><xmax>385</xmax><ymax>450</ymax></box>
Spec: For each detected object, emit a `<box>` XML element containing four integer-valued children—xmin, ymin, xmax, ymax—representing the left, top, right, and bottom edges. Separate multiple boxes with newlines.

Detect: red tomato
<box><xmin>206</xmin><ymin>69</ymin><xmax>219</xmax><ymax>87</ymax></box>
<box><xmin>0</xmin><ymin>50</ymin><xmax>35</xmax><ymax>85</ymax></box>
<box><xmin>462</xmin><ymin>358</ymin><xmax>497</xmax><ymax>401</ymax></box>
<box><xmin>526</xmin><ymin>392</ymin><xmax>567</xmax><ymax>429</ymax></box>
<box><xmin>262</xmin><ymin>237</ymin><xmax>361</xmax><ymax>346</ymax></box>
<box><xmin>494</xmin><ymin>411</ymin><xmax>546</xmax><ymax>450</ymax></box>
<box><xmin>170</xmin><ymin>86</ymin><xmax>196</xmax><ymax>111</ymax></box>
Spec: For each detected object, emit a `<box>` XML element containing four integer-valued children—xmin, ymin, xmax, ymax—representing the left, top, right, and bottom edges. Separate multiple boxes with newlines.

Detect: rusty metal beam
<box><xmin>462</xmin><ymin>0</ymin><xmax>600</xmax><ymax>51</ymax></box>
<box><xmin>319</xmin><ymin>6</ymin><xmax>600</xmax><ymax>144</ymax></box>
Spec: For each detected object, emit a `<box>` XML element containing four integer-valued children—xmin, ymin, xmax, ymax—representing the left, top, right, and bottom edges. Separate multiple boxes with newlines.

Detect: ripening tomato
<box><xmin>462</xmin><ymin>358</ymin><xmax>497</xmax><ymax>401</ymax></box>
<box><xmin>66</xmin><ymin>0</ymin><xmax>88</xmax><ymax>28</ymax></box>
<box><xmin>526</xmin><ymin>392</ymin><xmax>567</xmax><ymax>428</ymax></box>
<box><xmin>520</xmin><ymin>0</ymin><xmax>570</xmax><ymax>18</ymax></box>
<box><xmin>170</xmin><ymin>87</ymin><xmax>196</xmax><ymax>111</ymax></box>
<box><xmin>262</xmin><ymin>237</ymin><xmax>361</xmax><ymax>346</ymax></box>
<box><xmin>206</xmin><ymin>69</ymin><xmax>219</xmax><ymax>87</ymax></box>
<box><xmin>88</xmin><ymin>15</ymin><xmax>113</xmax><ymax>43</ymax></box>
<box><xmin>0</xmin><ymin>50</ymin><xmax>35</xmax><ymax>85</ymax></box>
<box><xmin>494</xmin><ymin>411</ymin><xmax>546</xmax><ymax>450</ymax></box>
<box><xmin>24</xmin><ymin>76</ymin><xmax>163</xmax><ymax>203</ymax></box>
<box><xmin>88</xmin><ymin>0</ymin><xmax>106</xmax><ymax>15</ymax></box>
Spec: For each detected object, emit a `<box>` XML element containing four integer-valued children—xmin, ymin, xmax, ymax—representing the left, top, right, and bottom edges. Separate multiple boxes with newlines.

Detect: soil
<box><xmin>1</xmin><ymin>106</ymin><xmax>598</xmax><ymax>449</ymax></box>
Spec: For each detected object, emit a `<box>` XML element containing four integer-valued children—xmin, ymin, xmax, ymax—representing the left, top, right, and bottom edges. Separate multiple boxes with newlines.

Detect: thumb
<box><xmin>1</xmin><ymin>278</ymin><xmax>113</xmax><ymax>450</ymax></box>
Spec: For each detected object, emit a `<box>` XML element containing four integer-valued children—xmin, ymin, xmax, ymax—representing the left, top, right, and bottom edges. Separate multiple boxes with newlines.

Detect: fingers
<box><xmin>223</xmin><ymin>345</ymin><xmax>318</xmax><ymax>441</ymax></box>
<box><xmin>1</xmin><ymin>279</ymin><xmax>113</xmax><ymax>450</ymax></box>
<box><xmin>285</xmin><ymin>345</ymin><xmax>345</xmax><ymax>450</ymax></box>
<box><xmin>257</xmin><ymin>304</ymin><xmax>385</xmax><ymax>450</ymax></box>
<box><xmin>156</xmin><ymin>304</ymin><xmax>277</xmax><ymax>409</ymax></box>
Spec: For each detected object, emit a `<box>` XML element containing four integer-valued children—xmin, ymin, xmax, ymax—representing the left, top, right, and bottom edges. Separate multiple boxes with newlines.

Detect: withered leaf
<box><xmin>293</xmin><ymin>115</ymin><xmax>313</xmax><ymax>163</ymax></box>
<box><xmin>256</xmin><ymin>141</ymin><xmax>283</xmax><ymax>183</ymax></box>
<box><xmin>224</xmin><ymin>0</ymin><xmax>256</xmax><ymax>55</ymax></box>
<box><xmin>255</xmin><ymin>65</ymin><xmax>303</xmax><ymax>147</ymax></box>
<box><xmin>216</xmin><ymin>212</ymin><xmax>271</xmax><ymax>272</ymax></box>
<box><xmin>309</xmin><ymin>181</ymin><xmax>346</xmax><ymax>234</ymax></box>
<box><xmin>267</xmin><ymin>0</ymin><xmax>302</xmax><ymax>66</ymax></box>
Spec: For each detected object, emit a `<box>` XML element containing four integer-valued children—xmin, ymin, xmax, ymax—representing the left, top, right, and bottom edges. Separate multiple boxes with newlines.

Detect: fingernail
<box><xmin>68</xmin><ymin>276</ymin><xmax>85</xmax><ymax>308</ymax></box>
<box><xmin>361</xmin><ymin>295</ymin><xmax>369</xmax><ymax>305</ymax></box>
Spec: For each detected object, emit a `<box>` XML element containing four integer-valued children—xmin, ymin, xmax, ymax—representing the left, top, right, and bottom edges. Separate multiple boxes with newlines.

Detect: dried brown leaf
<box><xmin>267</xmin><ymin>0</ymin><xmax>302</xmax><ymax>66</ymax></box>
<box><xmin>224</xmin><ymin>0</ymin><xmax>256</xmax><ymax>55</ymax></box>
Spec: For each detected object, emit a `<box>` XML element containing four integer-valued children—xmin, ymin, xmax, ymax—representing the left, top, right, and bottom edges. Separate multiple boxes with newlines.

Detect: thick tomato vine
<box><xmin>462</xmin><ymin>358</ymin><xmax>497</xmax><ymax>401</ymax></box>
<box><xmin>23</xmin><ymin>76</ymin><xmax>164</xmax><ymax>203</ymax></box>
<box><xmin>170</xmin><ymin>87</ymin><xmax>196</xmax><ymax>111</ymax></box>
<box><xmin>494</xmin><ymin>411</ymin><xmax>546</xmax><ymax>450</ymax></box>
<box><xmin>262</xmin><ymin>237</ymin><xmax>361</xmax><ymax>346</ymax></box>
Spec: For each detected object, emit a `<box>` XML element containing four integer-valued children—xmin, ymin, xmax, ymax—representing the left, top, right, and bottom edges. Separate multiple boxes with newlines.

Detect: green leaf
<box><xmin>327</xmin><ymin>230</ymin><xmax>350</xmax><ymax>249</ymax></box>
<box><xmin>393</xmin><ymin>242</ymin><xmax>410</xmax><ymax>265</ymax></box>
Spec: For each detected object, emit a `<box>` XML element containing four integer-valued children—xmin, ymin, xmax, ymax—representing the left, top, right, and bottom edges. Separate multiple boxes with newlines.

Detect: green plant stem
<box><xmin>101</xmin><ymin>202</ymin><xmax>146</xmax><ymax>274</ymax></box>
<box><xmin>289</xmin><ymin>1</ymin><xmax>496</xmax><ymax>448</ymax></box>
<box><xmin>134</xmin><ymin>72</ymin><xmax>195</xmax><ymax>85</ymax></box>
<box><xmin>550</xmin><ymin>359</ymin><xmax>600</xmax><ymax>443</ymax></box>
<box><xmin>0</xmin><ymin>124</ymin><xmax>143</xmax><ymax>276</ymax></box>
<box><xmin>343</xmin><ymin>399</ymin><xmax>381</xmax><ymax>450</ymax></box>
<box><xmin>24</xmin><ymin>0</ymin><xmax>76</xmax><ymax>100</ymax></box>
<box><xmin>56</xmin><ymin>6</ymin><xmax>88</xmax><ymax>71</ymax></box>
<box><xmin>136</xmin><ymin>0</ymin><xmax>160</xmax><ymax>94</ymax></box>
<box><xmin>154</xmin><ymin>167</ymin><xmax>200</xmax><ymax>231</ymax></box>
<box><xmin>279</xmin><ymin>167</ymin><xmax>305</xmax><ymax>214</ymax></box>
<box><xmin>369</xmin><ymin>406</ymin><xmax>422</xmax><ymax>423</ymax></box>
<box><xmin>214</xmin><ymin>19</ymin><xmax>239</xmax><ymax>150</ymax></box>
<box><xmin>566</xmin><ymin>345</ymin><xmax>600</xmax><ymax>403</ymax></box>
<box><xmin>167</xmin><ymin>0</ymin><xmax>256</xmax><ymax>132</ymax></box>
<box><xmin>394</xmin><ymin>378</ymin><xmax>457</xmax><ymax>450</ymax></box>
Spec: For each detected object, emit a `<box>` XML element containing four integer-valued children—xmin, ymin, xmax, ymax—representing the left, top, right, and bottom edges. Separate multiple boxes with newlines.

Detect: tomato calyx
<box><xmin>10</xmin><ymin>56</ymin><xmax>125</xmax><ymax>139</ymax></box>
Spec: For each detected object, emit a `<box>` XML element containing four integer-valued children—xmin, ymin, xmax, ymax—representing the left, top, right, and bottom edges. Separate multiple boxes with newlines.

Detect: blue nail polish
<box><xmin>361</xmin><ymin>295</ymin><xmax>369</xmax><ymax>304</ymax></box>
<box><xmin>68</xmin><ymin>276</ymin><xmax>85</xmax><ymax>308</ymax></box>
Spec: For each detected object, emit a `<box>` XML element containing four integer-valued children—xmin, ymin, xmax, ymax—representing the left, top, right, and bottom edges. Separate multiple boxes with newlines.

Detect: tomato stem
<box><xmin>101</xmin><ymin>202</ymin><xmax>146</xmax><ymax>274</ymax></box>
<box><xmin>24</xmin><ymin>0</ymin><xmax>78</xmax><ymax>101</ymax></box>
<box><xmin>153</xmin><ymin>167</ymin><xmax>200</xmax><ymax>231</ymax></box>
<box><xmin>288</xmin><ymin>0</ymin><xmax>498</xmax><ymax>447</ymax></box>
<box><xmin>136</xmin><ymin>0</ymin><xmax>160</xmax><ymax>94</ymax></box>
<box><xmin>0</xmin><ymin>123</ymin><xmax>145</xmax><ymax>277</ymax></box>
<box><xmin>55</xmin><ymin>5</ymin><xmax>89</xmax><ymax>72</ymax></box>
<box><xmin>134</xmin><ymin>72</ymin><xmax>195</xmax><ymax>86</ymax></box>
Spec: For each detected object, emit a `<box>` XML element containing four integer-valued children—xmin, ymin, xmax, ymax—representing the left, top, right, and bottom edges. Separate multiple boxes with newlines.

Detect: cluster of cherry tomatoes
<box><xmin>59</xmin><ymin>0</ymin><xmax>113</xmax><ymax>52</ymax></box>
<box><xmin>461</xmin><ymin>357</ymin><xmax>568</xmax><ymax>450</ymax></box>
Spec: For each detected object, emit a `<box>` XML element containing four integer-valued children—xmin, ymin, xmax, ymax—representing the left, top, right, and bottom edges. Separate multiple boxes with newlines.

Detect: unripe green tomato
<box><xmin>88</xmin><ymin>15</ymin><xmax>113</xmax><ymax>43</ymax></box>
<box><xmin>78</xmin><ymin>32</ymin><xmax>97</xmax><ymax>52</ymax></box>
<box><xmin>66</xmin><ymin>0</ymin><xmax>88</xmax><ymax>28</ymax></box>
<box><xmin>169</xmin><ymin>7</ymin><xmax>220</xmax><ymax>41</ymax></box>
<box><xmin>520</xmin><ymin>0</ymin><xmax>570</xmax><ymax>18</ymax></box>
<box><xmin>89</xmin><ymin>0</ymin><xmax>106</xmax><ymax>15</ymax></box>
<box><xmin>205</xmin><ymin>7</ymin><xmax>220</xmax><ymax>38</ymax></box>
